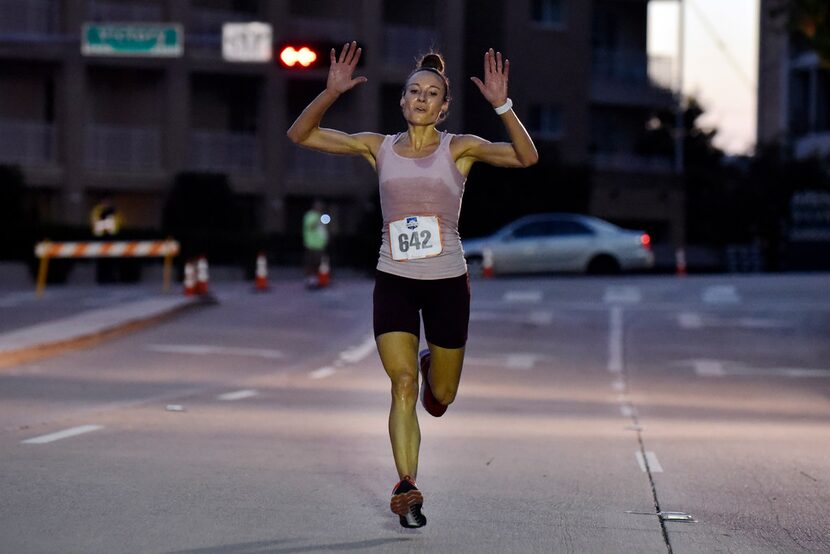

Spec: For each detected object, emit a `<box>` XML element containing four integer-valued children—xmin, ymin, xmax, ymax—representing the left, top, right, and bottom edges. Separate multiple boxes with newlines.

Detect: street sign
<box><xmin>82</xmin><ymin>23</ymin><xmax>183</xmax><ymax>57</ymax></box>
<box><xmin>222</xmin><ymin>22</ymin><xmax>272</xmax><ymax>62</ymax></box>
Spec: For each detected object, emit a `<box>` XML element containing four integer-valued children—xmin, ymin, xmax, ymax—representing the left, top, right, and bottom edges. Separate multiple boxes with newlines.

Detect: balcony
<box><xmin>0</xmin><ymin>119</ymin><xmax>56</xmax><ymax>166</ymax></box>
<box><xmin>189</xmin><ymin>131</ymin><xmax>260</xmax><ymax>174</ymax></box>
<box><xmin>592</xmin><ymin>152</ymin><xmax>673</xmax><ymax>174</ymax></box>
<box><xmin>86</xmin><ymin>1</ymin><xmax>164</xmax><ymax>22</ymax></box>
<box><xmin>591</xmin><ymin>49</ymin><xmax>675</xmax><ymax>107</ymax></box>
<box><xmin>382</xmin><ymin>25</ymin><xmax>437</xmax><ymax>66</ymax></box>
<box><xmin>284</xmin><ymin>16</ymin><xmax>355</xmax><ymax>43</ymax></box>
<box><xmin>287</xmin><ymin>148</ymin><xmax>361</xmax><ymax>181</ymax></box>
<box><xmin>84</xmin><ymin>125</ymin><xmax>162</xmax><ymax>172</ymax></box>
<box><xmin>0</xmin><ymin>0</ymin><xmax>59</xmax><ymax>39</ymax></box>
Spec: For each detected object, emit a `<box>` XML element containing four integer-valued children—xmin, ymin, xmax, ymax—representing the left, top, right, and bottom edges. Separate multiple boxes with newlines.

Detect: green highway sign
<box><xmin>82</xmin><ymin>23</ymin><xmax>183</xmax><ymax>57</ymax></box>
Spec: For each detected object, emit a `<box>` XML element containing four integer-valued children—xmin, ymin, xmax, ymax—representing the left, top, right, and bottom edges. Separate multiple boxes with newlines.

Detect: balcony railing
<box><xmin>86</xmin><ymin>0</ymin><xmax>164</xmax><ymax>22</ymax></box>
<box><xmin>189</xmin><ymin>7</ymin><xmax>257</xmax><ymax>36</ymax></box>
<box><xmin>287</xmin><ymin>147</ymin><xmax>360</xmax><ymax>180</ymax></box>
<box><xmin>189</xmin><ymin>131</ymin><xmax>260</xmax><ymax>174</ymax></box>
<box><xmin>593</xmin><ymin>49</ymin><xmax>674</xmax><ymax>89</ymax></box>
<box><xmin>0</xmin><ymin>120</ymin><xmax>57</xmax><ymax>165</ymax></box>
<box><xmin>592</xmin><ymin>152</ymin><xmax>673</xmax><ymax>174</ymax></box>
<box><xmin>0</xmin><ymin>0</ymin><xmax>59</xmax><ymax>36</ymax></box>
<box><xmin>382</xmin><ymin>25</ymin><xmax>437</xmax><ymax>66</ymax></box>
<box><xmin>84</xmin><ymin>125</ymin><xmax>162</xmax><ymax>171</ymax></box>
<box><xmin>284</xmin><ymin>16</ymin><xmax>355</xmax><ymax>42</ymax></box>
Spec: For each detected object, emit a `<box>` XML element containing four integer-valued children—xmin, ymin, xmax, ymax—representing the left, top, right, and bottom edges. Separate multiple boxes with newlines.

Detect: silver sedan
<box><xmin>462</xmin><ymin>213</ymin><xmax>655</xmax><ymax>275</ymax></box>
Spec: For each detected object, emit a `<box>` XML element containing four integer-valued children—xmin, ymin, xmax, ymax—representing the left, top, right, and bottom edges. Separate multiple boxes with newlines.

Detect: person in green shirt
<box><xmin>303</xmin><ymin>199</ymin><xmax>329</xmax><ymax>287</ymax></box>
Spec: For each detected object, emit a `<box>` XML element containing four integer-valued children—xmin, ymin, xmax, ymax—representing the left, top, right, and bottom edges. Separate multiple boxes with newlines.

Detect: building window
<box><xmin>529</xmin><ymin>105</ymin><xmax>564</xmax><ymax>140</ymax></box>
<box><xmin>531</xmin><ymin>0</ymin><xmax>564</xmax><ymax>27</ymax></box>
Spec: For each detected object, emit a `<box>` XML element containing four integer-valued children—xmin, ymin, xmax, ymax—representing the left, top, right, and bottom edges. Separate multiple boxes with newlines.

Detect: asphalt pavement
<box><xmin>0</xmin><ymin>270</ymin><xmax>828</xmax><ymax>553</ymax></box>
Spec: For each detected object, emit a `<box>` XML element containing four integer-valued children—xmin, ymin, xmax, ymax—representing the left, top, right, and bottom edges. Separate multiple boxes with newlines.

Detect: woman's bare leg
<box><xmin>376</xmin><ymin>331</ymin><xmax>421</xmax><ymax>479</ymax></box>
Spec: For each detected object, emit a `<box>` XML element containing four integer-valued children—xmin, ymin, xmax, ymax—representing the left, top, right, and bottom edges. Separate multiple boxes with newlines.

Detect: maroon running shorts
<box><xmin>373</xmin><ymin>270</ymin><xmax>470</xmax><ymax>349</ymax></box>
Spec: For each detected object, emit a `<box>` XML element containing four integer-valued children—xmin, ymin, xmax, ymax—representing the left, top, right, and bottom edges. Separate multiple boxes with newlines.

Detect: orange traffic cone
<box><xmin>255</xmin><ymin>252</ymin><xmax>269</xmax><ymax>292</ymax></box>
<box><xmin>183</xmin><ymin>260</ymin><xmax>196</xmax><ymax>296</ymax></box>
<box><xmin>675</xmin><ymin>247</ymin><xmax>687</xmax><ymax>277</ymax></box>
<box><xmin>482</xmin><ymin>248</ymin><xmax>495</xmax><ymax>278</ymax></box>
<box><xmin>317</xmin><ymin>255</ymin><xmax>330</xmax><ymax>288</ymax></box>
<box><xmin>196</xmin><ymin>255</ymin><xmax>210</xmax><ymax>294</ymax></box>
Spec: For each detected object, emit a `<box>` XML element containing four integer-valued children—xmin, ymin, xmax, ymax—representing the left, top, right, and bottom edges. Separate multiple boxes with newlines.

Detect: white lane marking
<box><xmin>702</xmin><ymin>285</ymin><xmax>740</xmax><ymax>304</ymax></box>
<box><xmin>604</xmin><ymin>286</ymin><xmax>642</xmax><ymax>304</ymax></box>
<box><xmin>504</xmin><ymin>290</ymin><xmax>542</xmax><ymax>303</ymax></box>
<box><xmin>611</xmin><ymin>379</ymin><xmax>626</xmax><ymax>391</ymax></box>
<box><xmin>676</xmin><ymin>359</ymin><xmax>830</xmax><ymax>378</ymax></box>
<box><xmin>217</xmin><ymin>389</ymin><xmax>258</xmax><ymax>401</ymax></box>
<box><xmin>339</xmin><ymin>334</ymin><xmax>376</xmax><ymax>364</ymax></box>
<box><xmin>693</xmin><ymin>360</ymin><xmax>727</xmax><ymax>377</ymax></box>
<box><xmin>620</xmin><ymin>405</ymin><xmax>635</xmax><ymax>417</ymax></box>
<box><xmin>678</xmin><ymin>312</ymin><xmax>704</xmax><ymax>329</ymax></box>
<box><xmin>310</xmin><ymin>367</ymin><xmax>336</xmax><ymax>379</ymax></box>
<box><xmin>505</xmin><ymin>354</ymin><xmax>538</xmax><ymax>370</ymax></box>
<box><xmin>679</xmin><ymin>312</ymin><xmax>789</xmax><ymax>330</ymax></box>
<box><xmin>608</xmin><ymin>306</ymin><xmax>624</xmax><ymax>374</ymax></box>
<box><xmin>528</xmin><ymin>311</ymin><xmax>554</xmax><ymax>325</ymax></box>
<box><xmin>780</xmin><ymin>368</ymin><xmax>830</xmax><ymax>378</ymax></box>
<box><xmin>22</xmin><ymin>425</ymin><xmax>103</xmax><ymax>444</ymax></box>
<box><xmin>635</xmin><ymin>451</ymin><xmax>664</xmax><ymax>473</ymax></box>
<box><xmin>470</xmin><ymin>310</ymin><xmax>553</xmax><ymax>326</ymax></box>
<box><xmin>147</xmin><ymin>344</ymin><xmax>284</xmax><ymax>359</ymax></box>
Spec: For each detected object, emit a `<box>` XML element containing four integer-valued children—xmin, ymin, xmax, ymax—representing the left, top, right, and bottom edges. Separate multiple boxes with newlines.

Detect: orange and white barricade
<box><xmin>34</xmin><ymin>239</ymin><xmax>180</xmax><ymax>297</ymax></box>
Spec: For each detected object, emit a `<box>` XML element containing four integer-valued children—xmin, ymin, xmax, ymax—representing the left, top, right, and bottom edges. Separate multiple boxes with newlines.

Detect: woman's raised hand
<box><xmin>470</xmin><ymin>48</ymin><xmax>509</xmax><ymax>108</ymax></box>
<box><xmin>327</xmin><ymin>41</ymin><xmax>368</xmax><ymax>95</ymax></box>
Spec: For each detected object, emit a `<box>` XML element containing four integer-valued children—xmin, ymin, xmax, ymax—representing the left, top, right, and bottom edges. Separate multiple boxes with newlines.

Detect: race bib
<box><xmin>389</xmin><ymin>216</ymin><xmax>442</xmax><ymax>261</ymax></box>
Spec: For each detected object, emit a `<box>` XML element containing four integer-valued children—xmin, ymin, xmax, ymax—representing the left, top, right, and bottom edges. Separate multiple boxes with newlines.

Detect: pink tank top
<box><xmin>376</xmin><ymin>131</ymin><xmax>467</xmax><ymax>280</ymax></box>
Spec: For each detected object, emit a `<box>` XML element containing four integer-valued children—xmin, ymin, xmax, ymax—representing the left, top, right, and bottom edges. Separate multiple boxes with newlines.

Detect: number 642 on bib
<box><xmin>389</xmin><ymin>215</ymin><xmax>443</xmax><ymax>261</ymax></box>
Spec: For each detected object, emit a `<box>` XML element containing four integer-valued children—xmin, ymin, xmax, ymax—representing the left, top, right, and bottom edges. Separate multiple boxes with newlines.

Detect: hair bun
<box><xmin>418</xmin><ymin>52</ymin><xmax>445</xmax><ymax>74</ymax></box>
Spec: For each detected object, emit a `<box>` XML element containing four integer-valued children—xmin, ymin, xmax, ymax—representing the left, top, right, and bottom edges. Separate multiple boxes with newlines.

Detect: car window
<box><xmin>511</xmin><ymin>219</ymin><xmax>594</xmax><ymax>238</ymax></box>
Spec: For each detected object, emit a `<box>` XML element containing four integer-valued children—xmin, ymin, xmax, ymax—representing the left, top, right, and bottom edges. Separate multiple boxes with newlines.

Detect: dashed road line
<box><xmin>503</xmin><ymin>290</ymin><xmax>542</xmax><ymax>303</ymax></box>
<box><xmin>147</xmin><ymin>344</ymin><xmax>284</xmax><ymax>359</ymax></box>
<box><xmin>22</xmin><ymin>424</ymin><xmax>103</xmax><ymax>444</ymax></box>
<box><xmin>702</xmin><ymin>285</ymin><xmax>740</xmax><ymax>304</ymax></box>
<box><xmin>338</xmin><ymin>334</ymin><xmax>376</xmax><ymax>364</ymax></box>
<box><xmin>636</xmin><ymin>451</ymin><xmax>664</xmax><ymax>473</ymax></box>
<box><xmin>217</xmin><ymin>389</ymin><xmax>259</xmax><ymax>401</ymax></box>
<box><xmin>604</xmin><ymin>286</ymin><xmax>642</xmax><ymax>304</ymax></box>
<box><xmin>607</xmin><ymin>306</ymin><xmax>623</xmax><ymax>373</ymax></box>
<box><xmin>505</xmin><ymin>354</ymin><xmax>538</xmax><ymax>370</ymax></box>
<box><xmin>309</xmin><ymin>367</ymin><xmax>336</xmax><ymax>380</ymax></box>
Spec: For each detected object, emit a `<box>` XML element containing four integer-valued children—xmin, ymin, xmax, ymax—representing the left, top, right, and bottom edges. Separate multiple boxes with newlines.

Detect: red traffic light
<box><xmin>279</xmin><ymin>45</ymin><xmax>318</xmax><ymax>68</ymax></box>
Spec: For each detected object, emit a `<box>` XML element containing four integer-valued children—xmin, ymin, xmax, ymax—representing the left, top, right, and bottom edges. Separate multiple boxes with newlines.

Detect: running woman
<box><xmin>287</xmin><ymin>41</ymin><xmax>538</xmax><ymax>528</ymax></box>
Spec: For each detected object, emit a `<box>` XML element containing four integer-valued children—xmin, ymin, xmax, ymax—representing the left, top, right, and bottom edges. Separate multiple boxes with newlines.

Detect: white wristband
<box><xmin>494</xmin><ymin>98</ymin><xmax>513</xmax><ymax>115</ymax></box>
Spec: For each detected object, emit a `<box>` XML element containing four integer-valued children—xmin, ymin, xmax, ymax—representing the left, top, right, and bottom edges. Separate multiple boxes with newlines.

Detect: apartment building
<box><xmin>0</xmin><ymin>0</ymin><xmax>680</xmax><ymax>245</ymax></box>
<box><xmin>758</xmin><ymin>0</ymin><xmax>830</xmax><ymax>159</ymax></box>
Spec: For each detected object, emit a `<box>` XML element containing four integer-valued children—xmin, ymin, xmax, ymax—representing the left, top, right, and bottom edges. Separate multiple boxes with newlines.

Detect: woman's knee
<box><xmin>390</xmin><ymin>371</ymin><xmax>419</xmax><ymax>405</ymax></box>
<box><xmin>431</xmin><ymin>381</ymin><xmax>458</xmax><ymax>406</ymax></box>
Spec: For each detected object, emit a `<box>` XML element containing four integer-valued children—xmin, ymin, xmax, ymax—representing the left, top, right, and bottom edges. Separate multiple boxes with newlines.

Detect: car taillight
<box><xmin>640</xmin><ymin>234</ymin><xmax>651</xmax><ymax>249</ymax></box>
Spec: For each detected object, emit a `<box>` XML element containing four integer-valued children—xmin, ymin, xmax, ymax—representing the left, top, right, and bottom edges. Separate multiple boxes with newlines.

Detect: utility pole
<box><xmin>674</xmin><ymin>0</ymin><xmax>685</xmax><ymax>175</ymax></box>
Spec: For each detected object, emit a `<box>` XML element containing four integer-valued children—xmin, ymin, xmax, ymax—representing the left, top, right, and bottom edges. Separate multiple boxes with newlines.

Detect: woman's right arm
<box><xmin>286</xmin><ymin>42</ymin><xmax>382</xmax><ymax>166</ymax></box>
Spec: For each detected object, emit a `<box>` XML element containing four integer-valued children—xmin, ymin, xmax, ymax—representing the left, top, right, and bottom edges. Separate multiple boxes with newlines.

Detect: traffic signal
<box><xmin>279</xmin><ymin>45</ymin><xmax>319</xmax><ymax>68</ymax></box>
<box><xmin>277</xmin><ymin>41</ymin><xmax>366</xmax><ymax>69</ymax></box>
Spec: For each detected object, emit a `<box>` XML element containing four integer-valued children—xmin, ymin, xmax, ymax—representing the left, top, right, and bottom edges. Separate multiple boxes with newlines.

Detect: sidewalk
<box><xmin>0</xmin><ymin>292</ymin><xmax>209</xmax><ymax>368</ymax></box>
<box><xmin>0</xmin><ymin>261</ymin><xmax>367</xmax><ymax>368</ymax></box>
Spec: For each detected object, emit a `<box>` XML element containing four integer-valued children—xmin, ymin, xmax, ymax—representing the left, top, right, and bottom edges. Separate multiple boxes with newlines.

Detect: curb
<box><xmin>0</xmin><ymin>295</ymin><xmax>216</xmax><ymax>369</ymax></box>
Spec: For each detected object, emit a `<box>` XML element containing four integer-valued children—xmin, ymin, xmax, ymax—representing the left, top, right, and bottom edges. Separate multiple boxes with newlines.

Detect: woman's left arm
<box><xmin>457</xmin><ymin>48</ymin><xmax>539</xmax><ymax>168</ymax></box>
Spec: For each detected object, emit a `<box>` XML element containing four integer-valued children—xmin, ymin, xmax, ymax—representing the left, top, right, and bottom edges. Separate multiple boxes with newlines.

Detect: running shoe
<box><xmin>390</xmin><ymin>476</ymin><xmax>426</xmax><ymax>528</ymax></box>
<box><xmin>419</xmin><ymin>348</ymin><xmax>448</xmax><ymax>417</ymax></box>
